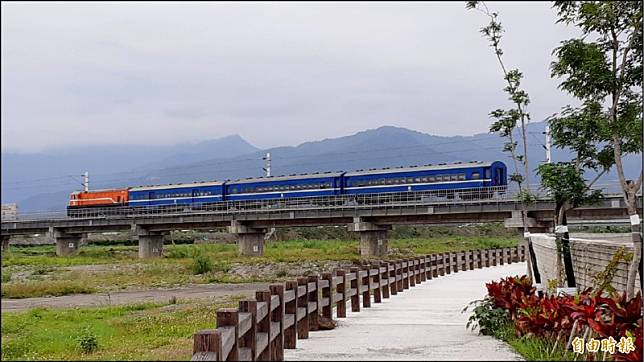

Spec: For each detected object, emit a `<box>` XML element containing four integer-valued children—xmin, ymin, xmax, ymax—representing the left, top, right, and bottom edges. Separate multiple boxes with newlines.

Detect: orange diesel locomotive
<box><xmin>68</xmin><ymin>188</ymin><xmax>129</xmax><ymax>209</ymax></box>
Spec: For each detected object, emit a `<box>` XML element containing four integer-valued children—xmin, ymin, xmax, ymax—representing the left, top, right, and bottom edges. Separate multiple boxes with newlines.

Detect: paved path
<box><xmin>285</xmin><ymin>263</ymin><xmax>526</xmax><ymax>361</ymax></box>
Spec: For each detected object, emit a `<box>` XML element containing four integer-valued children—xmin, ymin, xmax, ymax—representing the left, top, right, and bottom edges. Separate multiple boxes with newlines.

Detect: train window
<box><xmin>450</xmin><ymin>175</ymin><xmax>458</xmax><ymax>181</ymax></box>
<box><xmin>458</xmin><ymin>174</ymin><xmax>465</xmax><ymax>180</ymax></box>
<box><xmin>414</xmin><ymin>177</ymin><xmax>420</xmax><ymax>182</ymax></box>
<box><xmin>428</xmin><ymin>176</ymin><xmax>435</xmax><ymax>182</ymax></box>
<box><xmin>472</xmin><ymin>172</ymin><xmax>480</xmax><ymax>179</ymax></box>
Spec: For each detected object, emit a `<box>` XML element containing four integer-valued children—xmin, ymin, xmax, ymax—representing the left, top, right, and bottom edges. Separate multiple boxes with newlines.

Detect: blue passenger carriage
<box><xmin>128</xmin><ymin>181</ymin><xmax>224</xmax><ymax>208</ymax></box>
<box><xmin>224</xmin><ymin>172</ymin><xmax>344</xmax><ymax>202</ymax></box>
<box><xmin>342</xmin><ymin>161</ymin><xmax>506</xmax><ymax>198</ymax></box>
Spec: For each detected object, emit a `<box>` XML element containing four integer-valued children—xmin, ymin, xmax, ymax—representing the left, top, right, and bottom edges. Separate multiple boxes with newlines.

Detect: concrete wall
<box><xmin>530</xmin><ymin>233</ymin><xmax>641</xmax><ymax>294</ymax></box>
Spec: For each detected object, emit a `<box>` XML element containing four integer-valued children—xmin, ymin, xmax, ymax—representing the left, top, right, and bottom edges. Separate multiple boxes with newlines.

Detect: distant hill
<box><xmin>1</xmin><ymin>135</ymin><xmax>259</xmax><ymax>211</ymax></box>
<box><xmin>4</xmin><ymin>121</ymin><xmax>641</xmax><ymax>212</ymax></box>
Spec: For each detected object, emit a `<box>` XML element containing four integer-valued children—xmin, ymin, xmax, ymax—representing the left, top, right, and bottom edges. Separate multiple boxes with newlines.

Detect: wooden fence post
<box><xmin>216</xmin><ymin>308</ymin><xmax>239</xmax><ymax>361</ymax></box>
<box><xmin>269</xmin><ymin>284</ymin><xmax>284</xmax><ymax>361</ymax></box>
<box><xmin>415</xmin><ymin>257</ymin><xmax>423</xmax><ymax>284</ymax></box>
<box><xmin>429</xmin><ymin>254</ymin><xmax>438</xmax><ymax>278</ymax></box>
<box><xmin>296</xmin><ymin>277</ymin><xmax>309</xmax><ymax>340</ymax></box>
<box><xmin>283</xmin><ymin>281</ymin><xmax>297</xmax><ymax>349</ymax></box>
<box><xmin>335</xmin><ymin>269</ymin><xmax>347</xmax><ymax>318</ymax></box>
<box><xmin>372</xmin><ymin>262</ymin><xmax>382</xmax><ymax>303</ymax></box>
<box><xmin>425</xmin><ymin>255</ymin><xmax>432</xmax><ymax>280</ymax></box>
<box><xmin>192</xmin><ymin>329</ymin><xmax>220</xmax><ymax>361</ymax></box>
<box><xmin>389</xmin><ymin>262</ymin><xmax>398</xmax><ymax>295</ymax></box>
<box><xmin>349</xmin><ymin>267</ymin><xmax>360</xmax><ymax>312</ymax></box>
<box><xmin>402</xmin><ymin>260</ymin><xmax>410</xmax><ymax>290</ymax></box>
<box><xmin>255</xmin><ymin>291</ymin><xmax>272</xmax><ymax>361</ymax></box>
<box><xmin>321</xmin><ymin>272</ymin><xmax>333</xmax><ymax>320</ymax></box>
<box><xmin>396</xmin><ymin>260</ymin><xmax>404</xmax><ymax>292</ymax></box>
<box><xmin>444</xmin><ymin>253</ymin><xmax>451</xmax><ymax>274</ymax></box>
<box><xmin>307</xmin><ymin>275</ymin><xmax>320</xmax><ymax>331</ymax></box>
<box><xmin>408</xmin><ymin>259</ymin><xmax>416</xmax><ymax>287</ymax></box>
<box><xmin>239</xmin><ymin>300</ymin><xmax>257</xmax><ymax>361</ymax></box>
<box><xmin>380</xmin><ymin>262</ymin><xmax>390</xmax><ymax>299</ymax></box>
<box><xmin>361</xmin><ymin>265</ymin><xmax>371</xmax><ymax>308</ymax></box>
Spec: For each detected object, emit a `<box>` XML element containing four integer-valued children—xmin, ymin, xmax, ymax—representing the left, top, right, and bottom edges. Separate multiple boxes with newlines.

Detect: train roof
<box><xmin>228</xmin><ymin>171</ymin><xmax>345</xmax><ymax>184</ymax></box>
<box><xmin>71</xmin><ymin>188</ymin><xmax>129</xmax><ymax>195</ymax></box>
<box><xmin>129</xmin><ymin>181</ymin><xmax>224</xmax><ymax>192</ymax></box>
<box><xmin>344</xmin><ymin>161</ymin><xmax>498</xmax><ymax>177</ymax></box>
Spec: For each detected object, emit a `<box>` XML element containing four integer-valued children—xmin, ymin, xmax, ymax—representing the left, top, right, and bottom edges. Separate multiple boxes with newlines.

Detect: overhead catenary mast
<box><xmin>544</xmin><ymin>124</ymin><xmax>552</xmax><ymax>164</ymax></box>
<box><xmin>262</xmin><ymin>152</ymin><xmax>271</xmax><ymax>177</ymax></box>
<box><xmin>82</xmin><ymin>171</ymin><xmax>89</xmax><ymax>192</ymax></box>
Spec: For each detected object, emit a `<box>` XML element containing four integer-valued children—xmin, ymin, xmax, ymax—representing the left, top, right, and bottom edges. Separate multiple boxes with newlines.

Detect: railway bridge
<box><xmin>1</xmin><ymin>187</ymin><xmax>641</xmax><ymax>258</ymax></box>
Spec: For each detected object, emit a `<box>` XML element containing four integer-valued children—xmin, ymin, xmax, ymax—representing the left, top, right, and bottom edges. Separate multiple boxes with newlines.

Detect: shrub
<box><xmin>191</xmin><ymin>254</ymin><xmax>213</xmax><ymax>275</ymax></box>
<box><xmin>2</xmin><ymin>270</ymin><xmax>11</xmax><ymax>283</ymax></box>
<box><xmin>464</xmin><ymin>297</ymin><xmax>513</xmax><ymax>339</ymax></box>
<box><xmin>76</xmin><ymin>327</ymin><xmax>98</xmax><ymax>354</ymax></box>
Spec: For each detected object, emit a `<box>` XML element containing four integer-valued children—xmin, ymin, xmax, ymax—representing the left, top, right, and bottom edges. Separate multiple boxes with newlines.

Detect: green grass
<box><xmin>1</xmin><ymin>280</ymin><xmax>96</xmax><ymax>299</ymax></box>
<box><xmin>1</xmin><ymin>236</ymin><xmax>518</xmax><ymax>298</ymax></box>
<box><xmin>494</xmin><ymin>323</ymin><xmax>579</xmax><ymax>361</ymax></box>
<box><xmin>0</xmin><ymin>299</ymin><xmax>239</xmax><ymax>361</ymax></box>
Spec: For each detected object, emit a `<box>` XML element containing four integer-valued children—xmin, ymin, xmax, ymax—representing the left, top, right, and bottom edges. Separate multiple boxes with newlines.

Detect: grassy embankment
<box><xmin>1</xmin><ymin>225</ymin><xmax>519</xmax><ymax>299</ymax></box>
<box><xmin>1</xmin><ymin>298</ymin><xmax>241</xmax><ymax>361</ymax></box>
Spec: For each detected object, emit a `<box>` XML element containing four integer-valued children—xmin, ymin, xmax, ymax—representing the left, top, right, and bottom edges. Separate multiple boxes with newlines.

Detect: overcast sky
<box><xmin>1</xmin><ymin>1</ymin><xmax>579</xmax><ymax>153</ymax></box>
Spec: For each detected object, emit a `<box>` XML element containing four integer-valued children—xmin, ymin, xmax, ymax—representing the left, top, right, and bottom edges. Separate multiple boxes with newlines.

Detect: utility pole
<box><xmin>262</xmin><ymin>152</ymin><xmax>271</xmax><ymax>177</ymax></box>
<box><xmin>83</xmin><ymin>171</ymin><xmax>89</xmax><ymax>192</ymax></box>
<box><xmin>544</xmin><ymin>124</ymin><xmax>552</xmax><ymax>164</ymax></box>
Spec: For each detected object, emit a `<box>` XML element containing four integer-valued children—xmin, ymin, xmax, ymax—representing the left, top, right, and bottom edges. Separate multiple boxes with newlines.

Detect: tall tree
<box><xmin>467</xmin><ymin>1</ymin><xmax>541</xmax><ymax>288</ymax></box>
<box><xmin>550</xmin><ymin>1</ymin><xmax>643</xmax><ymax>297</ymax></box>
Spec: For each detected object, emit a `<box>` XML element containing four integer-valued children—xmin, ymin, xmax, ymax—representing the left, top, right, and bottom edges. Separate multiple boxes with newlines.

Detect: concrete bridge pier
<box><xmin>1</xmin><ymin>234</ymin><xmax>9</xmax><ymax>253</ymax></box>
<box><xmin>349</xmin><ymin>218</ymin><xmax>392</xmax><ymax>257</ymax></box>
<box><xmin>135</xmin><ymin>226</ymin><xmax>166</xmax><ymax>258</ymax></box>
<box><xmin>50</xmin><ymin>228</ymin><xmax>84</xmax><ymax>256</ymax></box>
<box><xmin>229</xmin><ymin>221</ymin><xmax>266</xmax><ymax>256</ymax></box>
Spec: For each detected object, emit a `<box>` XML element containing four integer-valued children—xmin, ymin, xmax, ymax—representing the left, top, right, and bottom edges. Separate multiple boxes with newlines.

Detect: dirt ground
<box><xmin>1</xmin><ymin>282</ymin><xmax>269</xmax><ymax>312</ymax></box>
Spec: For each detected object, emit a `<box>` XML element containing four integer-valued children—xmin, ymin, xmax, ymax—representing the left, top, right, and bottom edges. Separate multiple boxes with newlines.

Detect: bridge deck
<box><xmin>285</xmin><ymin>263</ymin><xmax>526</xmax><ymax>361</ymax></box>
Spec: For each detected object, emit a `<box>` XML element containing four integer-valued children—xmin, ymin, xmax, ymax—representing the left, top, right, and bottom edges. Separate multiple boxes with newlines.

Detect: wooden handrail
<box><xmin>192</xmin><ymin>245</ymin><xmax>526</xmax><ymax>361</ymax></box>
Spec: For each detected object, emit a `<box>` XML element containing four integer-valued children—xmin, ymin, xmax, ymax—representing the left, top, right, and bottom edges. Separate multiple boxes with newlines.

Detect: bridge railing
<box><xmin>5</xmin><ymin>186</ymin><xmax>513</xmax><ymax>222</ymax></box>
<box><xmin>191</xmin><ymin>245</ymin><xmax>526</xmax><ymax>361</ymax></box>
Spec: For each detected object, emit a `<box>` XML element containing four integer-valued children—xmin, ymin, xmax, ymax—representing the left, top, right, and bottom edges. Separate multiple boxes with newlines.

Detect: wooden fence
<box><xmin>191</xmin><ymin>245</ymin><xmax>526</xmax><ymax>361</ymax></box>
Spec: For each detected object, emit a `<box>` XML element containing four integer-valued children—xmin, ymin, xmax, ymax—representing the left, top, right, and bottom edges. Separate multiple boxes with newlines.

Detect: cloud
<box><xmin>1</xmin><ymin>1</ymin><xmax>579</xmax><ymax>152</ymax></box>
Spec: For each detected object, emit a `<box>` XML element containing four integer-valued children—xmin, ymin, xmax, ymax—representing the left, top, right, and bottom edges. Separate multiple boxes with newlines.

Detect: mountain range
<box><xmin>2</xmin><ymin>121</ymin><xmax>640</xmax><ymax>212</ymax></box>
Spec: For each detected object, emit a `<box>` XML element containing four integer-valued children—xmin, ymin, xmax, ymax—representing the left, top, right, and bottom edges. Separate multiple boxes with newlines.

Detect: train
<box><xmin>67</xmin><ymin>160</ymin><xmax>507</xmax><ymax>216</ymax></box>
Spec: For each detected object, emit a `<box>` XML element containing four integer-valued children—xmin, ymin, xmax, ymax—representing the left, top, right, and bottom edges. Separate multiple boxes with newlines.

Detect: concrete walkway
<box><xmin>285</xmin><ymin>263</ymin><xmax>526</xmax><ymax>361</ymax></box>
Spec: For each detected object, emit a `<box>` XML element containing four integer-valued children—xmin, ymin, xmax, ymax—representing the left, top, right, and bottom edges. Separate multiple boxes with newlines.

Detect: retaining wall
<box><xmin>530</xmin><ymin>233</ymin><xmax>641</xmax><ymax>293</ymax></box>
